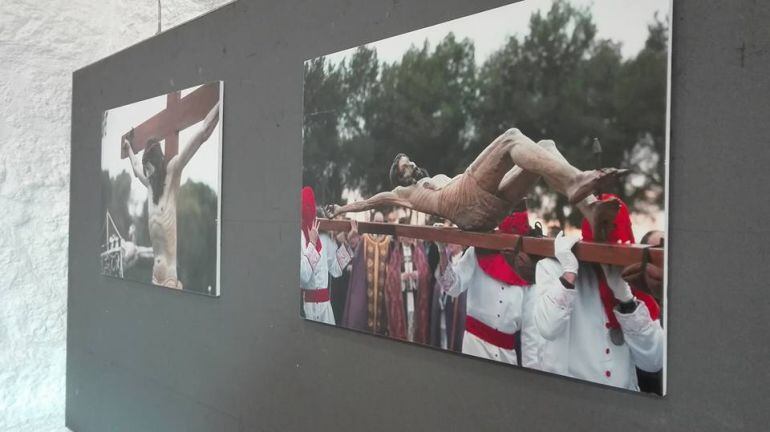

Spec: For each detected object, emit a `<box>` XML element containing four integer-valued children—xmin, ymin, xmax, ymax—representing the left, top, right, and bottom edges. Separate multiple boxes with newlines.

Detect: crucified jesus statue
<box><xmin>326</xmin><ymin>128</ymin><xmax>624</xmax><ymax>238</ymax></box>
<box><xmin>122</xmin><ymin>102</ymin><xmax>220</xmax><ymax>289</ymax></box>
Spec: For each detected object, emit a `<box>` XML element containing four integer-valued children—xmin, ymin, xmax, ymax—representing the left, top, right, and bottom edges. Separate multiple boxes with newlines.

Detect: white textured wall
<box><xmin>0</xmin><ymin>1</ymin><xmax>230</xmax><ymax>430</ymax></box>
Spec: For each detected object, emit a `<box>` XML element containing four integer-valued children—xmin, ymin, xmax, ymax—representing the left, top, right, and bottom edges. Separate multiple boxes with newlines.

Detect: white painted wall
<box><xmin>0</xmin><ymin>1</ymin><xmax>230</xmax><ymax>430</ymax></box>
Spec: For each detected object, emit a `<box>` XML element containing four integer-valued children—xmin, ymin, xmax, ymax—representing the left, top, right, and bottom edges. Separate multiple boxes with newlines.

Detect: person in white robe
<box><xmin>300</xmin><ymin>186</ymin><xmax>354</xmax><ymax>325</ymax></box>
<box><xmin>534</xmin><ymin>194</ymin><xmax>664</xmax><ymax>391</ymax></box>
<box><xmin>437</xmin><ymin>212</ymin><xmax>544</xmax><ymax>367</ymax></box>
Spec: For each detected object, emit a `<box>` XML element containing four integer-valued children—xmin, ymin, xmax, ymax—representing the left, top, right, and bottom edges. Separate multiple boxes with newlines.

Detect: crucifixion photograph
<box><xmin>303</xmin><ymin>0</ymin><xmax>670</xmax><ymax>395</ymax></box>
<box><xmin>100</xmin><ymin>81</ymin><xmax>223</xmax><ymax>296</ymax></box>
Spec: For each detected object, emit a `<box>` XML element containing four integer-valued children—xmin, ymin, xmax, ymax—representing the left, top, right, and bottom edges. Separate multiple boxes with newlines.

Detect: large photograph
<box><xmin>302</xmin><ymin>0</ymin><xmax>669</xmax><ymax>394</ymax></box>
<box><xmin>101</xmin><ymin>82</ymin><xmax>223</xmax><ymax>296</ymax></box>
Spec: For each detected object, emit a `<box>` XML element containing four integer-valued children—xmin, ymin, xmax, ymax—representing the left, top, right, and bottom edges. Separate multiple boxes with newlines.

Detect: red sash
<box><xmin>465</xmin><ymin>315</ymin><xmax>516</xmax><ymax>350</ymax></box>
<box><xmin>302</xmin><ymin>288</ymin><xmax>330</xmax><ymax>303</ymax></box>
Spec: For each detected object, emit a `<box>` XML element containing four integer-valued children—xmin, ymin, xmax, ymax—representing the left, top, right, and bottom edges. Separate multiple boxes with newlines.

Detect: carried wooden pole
<box><xmin>318</xmin><ymin>219</ymin><xmax>664</xmax><ymax>268</ymax></box>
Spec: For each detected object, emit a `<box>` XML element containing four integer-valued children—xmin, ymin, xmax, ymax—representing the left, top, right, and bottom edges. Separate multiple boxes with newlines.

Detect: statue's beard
<box><xmin>404</xmin><ymin>166</ymin><xmax>429</xmax><ymax>185</ymax></box>
<box><xmin>148</xmin><ymin>163</ymin><xmax>166</xmax><ymax>205</ymax></box>
<box><xmin>414</xmin><ymin>166</ymin><xmax>429</xmax><ymax>181</ymax></box>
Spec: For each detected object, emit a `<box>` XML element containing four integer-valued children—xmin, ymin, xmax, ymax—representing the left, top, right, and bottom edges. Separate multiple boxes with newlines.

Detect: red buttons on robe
<box><xmin>605</xmin><ymin>370</ymin><xmax>611</xmax><ymax>377</ymax></box>
<box><xmin>605</xmin><ymin>348</ymin><xmax>610</xmax><ymax>354</ymax></box>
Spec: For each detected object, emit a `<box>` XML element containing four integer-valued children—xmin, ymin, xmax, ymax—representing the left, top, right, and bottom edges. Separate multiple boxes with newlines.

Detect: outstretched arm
<box><xmin>177</xmin><ymin>102</ymin><xmax>220</xmax><ymax>170</ymax></box>
<box><xmin>122</xmin><ymin>135</ymin><xmax>149</xmax><ymax>187</ymax></box>
<box><xmin>327</xmin><ymin>188</ymin><xmax>413</xmax><ymax>217</ymax></box>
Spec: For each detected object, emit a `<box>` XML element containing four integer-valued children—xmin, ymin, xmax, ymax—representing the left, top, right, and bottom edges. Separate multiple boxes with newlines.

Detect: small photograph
<box><xmin>303</xmin><ymin>0</ymin><xmax>669</xmax><ymax>394</ymax></box>
<box><xmin>101</xmin><ymin>81</ymin><xmax>223</xmax><ymax>296</ymax></box>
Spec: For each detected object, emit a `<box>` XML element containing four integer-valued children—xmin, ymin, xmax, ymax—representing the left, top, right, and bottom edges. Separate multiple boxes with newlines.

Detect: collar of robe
<box><xmin>475</xmin><ymin>211</ymin><xmax>530</xmax><ymax>286</ymax></box>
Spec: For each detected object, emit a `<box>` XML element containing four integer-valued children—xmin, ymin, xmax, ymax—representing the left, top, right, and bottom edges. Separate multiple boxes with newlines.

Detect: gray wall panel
<box><xmin>68</xmin><ymin>1</ymin><xmax>770</xmax><ymax>430</ymax></box>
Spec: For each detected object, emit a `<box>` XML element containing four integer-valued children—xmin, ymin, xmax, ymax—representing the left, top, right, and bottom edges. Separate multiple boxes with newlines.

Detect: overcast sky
<box><xmin>101</xmin><ymin>84</ymin><xmax>222</xmax><ymax>216</ymax></box>
<box><xmin>322</xmin><ymin>0</ymin><xmax>670</xmax><ymax>66</ymax></box>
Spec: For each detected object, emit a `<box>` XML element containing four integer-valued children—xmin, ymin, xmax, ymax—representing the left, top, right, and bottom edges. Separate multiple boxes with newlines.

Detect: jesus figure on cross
<box><xmin>121</xmin><ymin>102</ymin><xmax>220</xmax><ymax>289</ymax></box>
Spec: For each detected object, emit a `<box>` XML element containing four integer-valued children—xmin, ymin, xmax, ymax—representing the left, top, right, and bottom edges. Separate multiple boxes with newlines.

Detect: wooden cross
<box><xmin>121</xmin><ymin>81</ymin><xmax>221</xmax><ymax>161</ymax></box>
<box><xmin>318</xmin><ymin>219</ymin><xmax>665</xmax><ymax>268</ymax></box>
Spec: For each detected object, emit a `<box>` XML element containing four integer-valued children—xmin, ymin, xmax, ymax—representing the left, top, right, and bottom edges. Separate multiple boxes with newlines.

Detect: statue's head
<box><xmin>142</xmin><ymin>138</ymin><xmax>166</xmax><ymax>204</ymax></box>
<box><xmin>389</xmin><ymin>153</ymin><xmax>429</xmax><ymax>187</ymax></box>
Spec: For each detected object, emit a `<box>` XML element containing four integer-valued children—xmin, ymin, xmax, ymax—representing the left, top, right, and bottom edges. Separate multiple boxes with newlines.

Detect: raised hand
<box><xmin>554</xmin><ymin>231</ymin><xmax>580</xmax><ymax>275</ymax></box>
<box><xmin>622</xmin><ymin>262</ymin><xmax>663</xmax><ymax>301</ymax></box>
<box><xmin>122</xmin><ymin>128</ymin><xmax>135</xmax><ymax>154</ymax></box>
<box><xmin>308</xmin><ymin>219</ymin><xmax>320</xmax><ymax>246</ymax></box>
<box><xmin>601</xmin><ymin>264</ymin><xmax>633</xmax><ymax>303</ymax></box>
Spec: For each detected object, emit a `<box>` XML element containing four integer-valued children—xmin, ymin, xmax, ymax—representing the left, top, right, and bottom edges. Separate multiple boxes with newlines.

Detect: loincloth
<box><xmin>438</xmin><ymin>171</ymin><xmax>512</xmax><ymax>231</ymax></box>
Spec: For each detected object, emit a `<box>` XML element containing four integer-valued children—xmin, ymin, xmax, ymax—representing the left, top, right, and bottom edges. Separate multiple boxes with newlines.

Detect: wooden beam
<box><xmin>318</xmin><ymin>219</ymin><xmax>664</xmax><ymax>267</ymax></box>
<box><xmin>163</xmin><ymin>91</ymin><xmax>181</xmax><ymax>160</ymax></box>
<box><xmin>120</xmin><ymin>82</ymin><xmax>220</xmax><ymax>158</ymax></box>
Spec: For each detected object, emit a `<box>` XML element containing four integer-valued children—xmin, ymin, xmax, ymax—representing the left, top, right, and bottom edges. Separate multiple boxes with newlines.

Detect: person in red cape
<box><xmin>300</xmin><ymin>186</ymin><xmax>355</xmax><ymax>325</ymax></box>
<box><xmin>436</xmin><ymin>211</ymin><xmax>544</xmax><ymax>367</ymax></box>
<box><xmin>533</xmin><ymin>194</ymin><xmax>664</xmax><ymax>392</ymax></box>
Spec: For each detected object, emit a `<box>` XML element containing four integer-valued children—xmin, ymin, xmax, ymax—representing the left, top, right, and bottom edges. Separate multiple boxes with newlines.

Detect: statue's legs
<box><xmin>468</xmin><ymin>128</ymin><xmax>582</xmax><ymax>200</ymax></box>
<box><xmin>497</xmin><ymin>139</ymin><xmax>620</xmax><ymax>237</ymax></box>
<box><xmin>479</xmin><ymin>128</ymin><xmax>625</xmax><ymax>204</ymax></box>
<box><xmin>464</xmin><ymin>131</ymin><xmax>520</xmax><ymax>195</ymax></box>
<box><xmin>496</xmin><ymin>139</ymin><xmax>556</xmax><ymax>204</ymax></box>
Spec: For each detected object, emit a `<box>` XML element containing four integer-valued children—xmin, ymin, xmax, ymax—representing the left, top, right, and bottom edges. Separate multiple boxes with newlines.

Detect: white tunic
<box><xmin>438</xmin><ymin>247</ymin><xmax>543</xmax><ymax>367</ymax></box>
<box><xmin>300</xmin><ymin>232</ymin><xmax>351</xmax><ymax>325</ymax></box>
<box><xmin>534</xmin><ymin>258</ymin><xmax>665</xmax><ymax>391</ymax></box>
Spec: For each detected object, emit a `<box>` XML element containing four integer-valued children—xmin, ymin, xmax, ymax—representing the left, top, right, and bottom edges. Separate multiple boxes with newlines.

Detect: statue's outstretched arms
<box><xmin>122</xmin><ymin>135</ymin><xmax>149</xmax><ymax>187</ymax></box>
<box><xmin>326</xmin><ymin>187</ymin><xmax>413</xmax><ymax>217</ymax></box>
<box><xmin>177</xmin><ymin>102</ymin><xmax>220</xmax><ymax>170</ymax></box>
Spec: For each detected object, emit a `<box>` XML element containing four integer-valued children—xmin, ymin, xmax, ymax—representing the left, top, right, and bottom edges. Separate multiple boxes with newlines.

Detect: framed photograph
<box><xmin>101</xmin><ymin>81</ymin><xmax>223</xmax><ymax>297</ymax></box>
<box><xmin>302</xmin><ymin>0</ymin><xmax>670</xmax><ymax>394</ymax></box>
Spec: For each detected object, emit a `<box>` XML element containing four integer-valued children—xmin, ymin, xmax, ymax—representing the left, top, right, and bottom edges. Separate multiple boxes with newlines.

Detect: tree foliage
<box><xmin>303</xmin><ymin>0</ymin><xmax>669</xmax><ymax>227</ymax></box>
<box><xmin>177</xmin><ymin>180</ymin><xmax>218</xmax><ymax>294</ymax></box>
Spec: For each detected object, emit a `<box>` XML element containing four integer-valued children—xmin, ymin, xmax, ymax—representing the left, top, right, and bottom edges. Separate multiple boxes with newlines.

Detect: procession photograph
<box><xmin>101</xmin><ymin>81</ymin><xmax>223</xmax><ymax>296</ymax></box>
<box><xmin>302</xmin><ymin>0</ymin><xmax>670</xmax><ymax>394</ymax></box>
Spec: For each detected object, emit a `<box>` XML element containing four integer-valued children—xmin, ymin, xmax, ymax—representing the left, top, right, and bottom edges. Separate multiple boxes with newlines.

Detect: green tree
<box><xmin>302</xmin><ymin>57</ymin><xmax>347</xmax><ymax>206</ymax></box>
<box><xmin>177</xmin><ymin>180</ymin><xmax>218</xmax><ymax>294</ymax></box>
<box><xmin>344</xmin><ymin>33</ymin><xmax>477</xmax><ymax>198</ymax></box>
<box><xmin>614</xmin><ymin>16</ymin><xmax>669</xmax><ymax>206</ymax></box>
<box><xmin>101</xmin><ymin>170</ymin><xmax>132</xmax><ymax>237</ymax></box>
<box><xmin>472</xmin><ymin>1</ymin><xmax>668</xmax><ymax>227</ymax></box>
<box><xmin>474</xmin><ymin>0</ymin><xmax>603</xmax><ymax>226</ymax></box>
<box><xmin>302</xmin><ymin>0</ymin><xmax>669</xmax><ymax>228</ymax></box>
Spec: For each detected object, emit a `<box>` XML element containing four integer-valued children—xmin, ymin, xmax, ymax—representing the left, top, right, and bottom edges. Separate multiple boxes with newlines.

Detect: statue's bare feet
<box><xmin>566</xmin><ymin>168</ymin><xmax>629</xmax><ymax>205</ymax></box>
<box><xmin>584</xmin><ymin>197</ymin><xmax>621</xmax><ymax>241</ymax></box>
